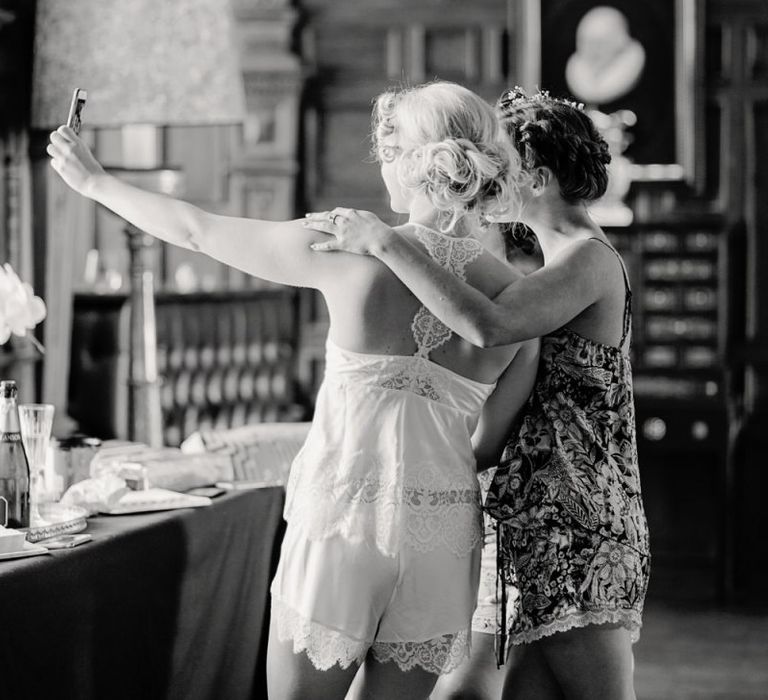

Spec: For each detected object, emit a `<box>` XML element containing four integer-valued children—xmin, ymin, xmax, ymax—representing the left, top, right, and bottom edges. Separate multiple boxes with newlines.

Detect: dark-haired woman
<box><xmin>307</xmin><ymin>88</ymin><xmax>650</xmax><ymax>700</ymax></box>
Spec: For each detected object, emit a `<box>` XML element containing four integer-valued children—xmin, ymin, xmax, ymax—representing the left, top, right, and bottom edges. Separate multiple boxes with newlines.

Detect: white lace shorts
<box><xmin>270</xmin><ymin>522</ymin><xmax>481</xmax><ymax>676</ymax></box>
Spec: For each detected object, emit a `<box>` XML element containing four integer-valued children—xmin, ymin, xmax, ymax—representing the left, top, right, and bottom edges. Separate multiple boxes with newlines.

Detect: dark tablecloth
<box><xmin>0</xmin><ymin>487</ymin><xmax>286</xmax><ymax>700</ymax></box>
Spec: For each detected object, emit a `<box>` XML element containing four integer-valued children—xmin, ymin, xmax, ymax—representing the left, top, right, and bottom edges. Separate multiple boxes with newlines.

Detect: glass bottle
<box><xmin>0</xmin><ymin>380</ymin><xmax>31</xmax><ymax>528</ymax></box>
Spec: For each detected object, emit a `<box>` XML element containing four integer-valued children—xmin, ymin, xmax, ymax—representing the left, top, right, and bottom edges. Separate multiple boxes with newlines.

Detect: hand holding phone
<box><xmin>66</xmin><ymin>88</ymin><xmax>87</xmax><ymax>135</ymax></box>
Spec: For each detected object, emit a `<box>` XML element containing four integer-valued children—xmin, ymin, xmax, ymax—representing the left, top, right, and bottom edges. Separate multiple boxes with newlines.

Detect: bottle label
<box><xmin>0</xmin><ymin>433</ymin><xmax>22</xmax><ymax>443</ymax></box>
<box><xmin>0</xmin><ymin>478</ymin><xmax>30</xmax><ymax>528</ymax></box>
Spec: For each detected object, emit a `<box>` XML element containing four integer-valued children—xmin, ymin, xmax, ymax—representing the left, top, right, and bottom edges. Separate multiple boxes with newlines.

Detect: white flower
<box><xmin>0</xmin><ymin>263</ymin><xmax>46</xmax><ymax>346</ymax></box>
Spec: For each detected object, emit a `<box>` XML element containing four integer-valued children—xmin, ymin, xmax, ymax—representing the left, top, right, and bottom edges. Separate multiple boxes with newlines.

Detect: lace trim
<box><xmin>410</xmin><ymin>227</ymin><xmax>483</xmax><ymax>359</ymax></box>
<box><xmin>510</xmin><ymin>609</ymin><xmax>643</xmax><ymax>646</ymax></box>
<box><xmin>371</xmin><ymin>628</ymin><xmax>471</xmax><ymax>675</ymax></box>
<box><xmin>379</xmin><ymin>367</ymin><xmax>443</xmax><ymax>401</ymax></box>
<box><xmin>286</xmin><ymin>456</ymin><xmax>483</xmax><ymax>558</ymax></box>
<box><xmin>273</xmin><ymin>599</ymin><xmax>474</xmax><ymax>675</ymax></box>
<box><xmin>272</xmin><ymin>598</ymin><xmax>370</xmax><ymax>671</ymax></box>
<box><xmin>411</xmin><ymin>307</ymin><xmax>453</xmax><ymax>360</ymax></box>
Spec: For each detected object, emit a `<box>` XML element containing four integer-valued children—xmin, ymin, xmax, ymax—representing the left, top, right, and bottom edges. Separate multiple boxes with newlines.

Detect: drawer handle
<box><xmin>691</xmin><ymin>421</ymin><xmax>709</xmax><ymax>440</ymax></box>
<box><xmin>643</xmin><ymin>417</ymin><xmax>667</xmax><ymax>441</ymax></box>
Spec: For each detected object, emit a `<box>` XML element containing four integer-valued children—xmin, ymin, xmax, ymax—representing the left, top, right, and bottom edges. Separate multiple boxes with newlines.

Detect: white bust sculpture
<box><xmin>565</xmin><ymin>6</ymin><xmax>646</xmax><ymax>105</ymax></box>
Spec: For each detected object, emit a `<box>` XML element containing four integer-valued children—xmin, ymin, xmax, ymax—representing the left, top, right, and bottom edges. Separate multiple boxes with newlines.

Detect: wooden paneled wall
<box><xmin>300</xmin><ymin>0</ymin><xmax>518</xmax><ymax>221</ymax></box>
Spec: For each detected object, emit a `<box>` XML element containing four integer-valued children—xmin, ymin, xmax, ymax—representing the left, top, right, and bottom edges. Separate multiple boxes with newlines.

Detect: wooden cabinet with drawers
<box><xmin>608</xmin><ymin>216</ymin><xmax>744</xmax><ymax>601</ymax></box>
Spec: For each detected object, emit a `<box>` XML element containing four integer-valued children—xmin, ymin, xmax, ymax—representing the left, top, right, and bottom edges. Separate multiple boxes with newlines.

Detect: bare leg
<box><xmin>502</xmin><ymin>642</ymin><xmax>564</xmax><ymax>700</ymax></box>
<box><xmin>267</xmin><ymin>618</ymin><xmax>362</xmax><ymax>700</ymax></box>
<box><xmin>345</xmin><ymin>665</ymin><xmax>365</xmax><ymax>699</ymax></box>
<box><xmin>351</xmin><ymin>650</ymin><xmax>440</xmax><ymax>700</ymax></box>
<box><xmin>431</xmin><ymin>631</ymin><xmax>506</xmax><ymax>700</ymax></box>
<box><xmin>538</xmin><ymin>623</ymin><xmax>636</xmax><ymax>700</ymax></box>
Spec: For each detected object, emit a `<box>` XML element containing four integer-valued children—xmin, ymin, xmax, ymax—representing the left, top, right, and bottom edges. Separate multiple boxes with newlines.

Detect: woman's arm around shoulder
<box><xmin>307</xmin><ymin>207</ymin><xmax>618</xmax><ymax>346</ymax></box>
<box><xmin>472</xmin><ymin>337</ymin><xmax>540</xmax><ymax>471</ymax></box>
<box><xmin>482</xmin><ymin>237</ymin><xmax>617</xmax><ymax>344</ymax></box>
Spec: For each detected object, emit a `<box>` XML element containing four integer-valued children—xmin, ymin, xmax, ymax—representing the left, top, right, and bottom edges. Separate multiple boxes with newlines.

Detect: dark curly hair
<box><xmin>497</xmin><ymin>87</ymin><xmax>611</xmax><ymax>203</ymax></box>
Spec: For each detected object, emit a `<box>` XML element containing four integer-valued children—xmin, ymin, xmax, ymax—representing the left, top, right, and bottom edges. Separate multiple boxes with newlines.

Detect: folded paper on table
<box><xmin>100</xmin><ymin>488</ymin><xmax>212</xmax><ymax>514</ymax></box>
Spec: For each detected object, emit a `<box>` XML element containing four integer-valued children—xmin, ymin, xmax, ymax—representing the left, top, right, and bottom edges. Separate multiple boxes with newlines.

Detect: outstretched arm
<box><xmin>306</xmin><ymin>208</ymin><xmax>607</xmax><ymax>346</ymax></box>
<box><xmin>48</xmin><ymin>126</ymin><xmax>334</xmax><ymax>289</ymax></box>
<box><xmin>472</xmin><ymin>338</ymin><xmax>540</xmax><ymax>471</ymax></box>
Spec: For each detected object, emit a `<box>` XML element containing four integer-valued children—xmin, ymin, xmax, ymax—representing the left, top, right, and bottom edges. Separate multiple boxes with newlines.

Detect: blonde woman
<box><xmin>308</xmin><ymin>88</ymin><xmax>650</xmax><ymax>700</ymax></box>
<box><xmin>48</xmin><ymin>81</ymin><xmax>539</xmax><ymax>700</ymax></box>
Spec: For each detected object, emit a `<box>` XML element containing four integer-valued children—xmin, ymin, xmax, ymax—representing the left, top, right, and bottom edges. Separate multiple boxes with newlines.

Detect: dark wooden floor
<box><xmin>634</xmin><ymin>602</ymin><xmax>768</xmax><ymax>699</ymax></box>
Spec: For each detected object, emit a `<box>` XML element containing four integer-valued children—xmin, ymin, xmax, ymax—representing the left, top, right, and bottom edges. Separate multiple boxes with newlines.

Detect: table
<box><xmin>0</xmin><ymin>487</ymin><xmax>286</xmax><ymax>700</ymax></box>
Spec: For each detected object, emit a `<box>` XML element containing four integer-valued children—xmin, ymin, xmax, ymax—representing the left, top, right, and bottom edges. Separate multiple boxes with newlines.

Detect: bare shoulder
<box><xmin>557</xmin><ymin>234</ymin><xmax>621</xmax><ymax>265</ymax></box>
<box><xmin>556</xmin><ymin>235</ymin><xmax>623</xmax><ymax>275</ymax></box>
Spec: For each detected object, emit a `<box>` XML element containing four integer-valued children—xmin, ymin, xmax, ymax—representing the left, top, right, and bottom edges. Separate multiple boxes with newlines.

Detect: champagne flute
<box><xmin>18</xmin><ymin>404</ymin><xmax>55</xmax><ymax>522</ymax></box>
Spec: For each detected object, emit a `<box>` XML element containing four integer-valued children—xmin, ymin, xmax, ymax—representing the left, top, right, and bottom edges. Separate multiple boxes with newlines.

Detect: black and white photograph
<box><xmin>0</xmin><ymin>1</ymin><xmax>767</xmax><ymax>699</ymax></box>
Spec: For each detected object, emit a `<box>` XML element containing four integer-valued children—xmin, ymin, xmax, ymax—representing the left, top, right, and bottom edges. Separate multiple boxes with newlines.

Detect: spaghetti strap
<box><xmin>586</xmin><ymin>236</ymin><xmax>631</xmax><ymax>291</ymax></box>
<box><xmin>587</xmin><ymin>237</ymin><xmax>633</xmax><ymax>350</ymax></box>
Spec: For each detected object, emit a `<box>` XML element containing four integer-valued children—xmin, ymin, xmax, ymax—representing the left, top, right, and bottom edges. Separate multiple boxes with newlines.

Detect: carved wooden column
<box><xmin>229</xmin><ymin>0</ymin><xmax>302</xmax><ymax>234</ymax></box>
<box><xmin>124</xmin><ymin>225</ymin><xmax>163</xmax><ymax>447</ymax></box>
<box><xmin>116</xmin><ymin>167</ymin><xmax>183</xmax><ymax>447</ymax></box>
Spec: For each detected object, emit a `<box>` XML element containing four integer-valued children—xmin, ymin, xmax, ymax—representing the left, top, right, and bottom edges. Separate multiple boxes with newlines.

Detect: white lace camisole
<box><xmin>284</xmin><ymin>224</ymin><xmax>495</xmax><ymax>558</ymax></box>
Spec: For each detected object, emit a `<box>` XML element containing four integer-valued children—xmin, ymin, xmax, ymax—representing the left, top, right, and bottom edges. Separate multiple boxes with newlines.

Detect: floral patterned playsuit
<box><xmin>485</xmin><ymin>237</ymin><xmax>651</xmax><ymax>647</ymax></box>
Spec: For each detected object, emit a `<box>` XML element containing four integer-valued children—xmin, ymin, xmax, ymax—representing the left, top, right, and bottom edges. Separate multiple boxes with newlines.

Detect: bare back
<box><xmin>321</xmin><ymin>223</ymin><xmax>523</xmax><ymax>385</ymax></box>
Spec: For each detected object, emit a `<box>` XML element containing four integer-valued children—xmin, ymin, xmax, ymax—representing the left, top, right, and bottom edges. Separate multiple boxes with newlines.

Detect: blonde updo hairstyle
<box><xmin>372</xmin><ymin>82</ymin><xmax>522</xmax><ymax>233</ymax></box>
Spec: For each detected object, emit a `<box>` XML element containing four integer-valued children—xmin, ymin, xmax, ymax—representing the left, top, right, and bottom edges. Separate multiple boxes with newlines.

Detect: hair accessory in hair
<box><xmin>499</xmin><ymin>86</ymin><xmax>584</xmax><ymax>112</ymax></box>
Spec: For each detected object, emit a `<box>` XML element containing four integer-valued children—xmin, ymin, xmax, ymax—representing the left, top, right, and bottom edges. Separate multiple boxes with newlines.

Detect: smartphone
<box><xmin>187</xmin><ymin>486</ymin><xmax>227</xmax><ymax>498</ymax></box>
<box><xmin>66</xmin><ymin>88</ymin><xmax>87</xmax><ymax>135</ymax></box>
<box><xmin>42</xmin><ymin>533</ymin><xmax>92</xmax><ymax>549</ymax></box>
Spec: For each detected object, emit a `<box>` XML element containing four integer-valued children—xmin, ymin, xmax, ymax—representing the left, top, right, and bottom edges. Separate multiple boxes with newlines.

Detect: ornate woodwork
<box><xmin>69</xmin><ymin>290</ymin><xmax>307</xmax><ymax>447</ymax></box>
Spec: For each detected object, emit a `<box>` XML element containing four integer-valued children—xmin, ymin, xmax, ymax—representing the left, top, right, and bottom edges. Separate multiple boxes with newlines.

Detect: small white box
<box><xmin>0</xmin><ymin>527</ymin><xmax>27</xmax><ymax>554</ymax></box>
